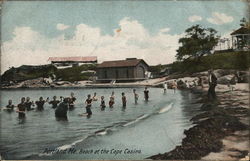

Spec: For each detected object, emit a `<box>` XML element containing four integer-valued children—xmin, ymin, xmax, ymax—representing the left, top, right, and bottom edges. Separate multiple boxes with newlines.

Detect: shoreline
<box><xmin>149</xmin><ymin>83</ymin><xmax>249</xmax><ymax>160</ymax></box>
<box><xmin>1</xmin><ymin>72</ymin><xmax>249</xmax><ymax>160</ymax></box>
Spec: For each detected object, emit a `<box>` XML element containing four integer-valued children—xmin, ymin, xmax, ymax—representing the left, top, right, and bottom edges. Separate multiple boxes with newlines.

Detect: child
<box><xmin>85</xmin><ymin>94</ymin><xmax>93</xmax><ymax>116</ymax></box>
<box><xmin>100</xmin><ymin>96</ymin><xmax>106</xmax><ymax>110</ymax></box>
<box><xmin>122</xmin><ymin>92</ymin><xmax>127</xmax><ymax>107</ymax></box>
<box><xmin>109</xmin><ymin>91</ymin><xmax>115</xmax><ymax>108</ymax></box>
<box><xmin>133</xmin><ymin>89</ymin><xmax>139</xmax><ymax>104</ymax></box>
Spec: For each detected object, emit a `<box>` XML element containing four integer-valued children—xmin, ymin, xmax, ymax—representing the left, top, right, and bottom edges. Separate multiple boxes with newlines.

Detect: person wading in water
<box><xmin>144</xmin><ymin>87</ymin><xmax>149</xmax><ymax>101</ymax></box>
<box><xmin>6</xmin><ymin>99</ymin><xmax>15</xmax><ymax>112</ymax></box>
<box><xmin>100</xmin><ymin>96</ymin><xmax>106</xmax><ymax>111</ymax></box>
<box><xmin>69</xmin><ymin>92</ymin><xmax>76</xmax><ymax>110</ymax></box>
<box><xmin>55</xmin><ymin>98</ymin><xmax>69</xmax><ymax>121</ymax></box>
<box><xmin>49</xmin><ymin>96</ymin><xmax>60</xmax><ymax>109</ymax></box>
<box><xmin>35</xmin><ymin>97</ymin><xmax>48</xmax><ymax>111</ymax></box>
<box><xmin>85</xmin><ymin>94</ymin><xmax>93</xmax><ymax>116</ymax></box>
<box><xmin>133</xmin><ymin>89</ymin><xmax>139</xmax><ymax>104</ymax></box>
<box><xmin>17</xmin><ymin>97</ymin><xmax>26</xmax><ymax>119</ymax></box>
<box><xmin>109</xmin><ymin>91</ymin><xmax>115</xmax><ymax>108</ymax></box>
<box><xmin>25</xmin><ymin>97</ymin><xmax>34</xmax><ymax>111</ymax></box>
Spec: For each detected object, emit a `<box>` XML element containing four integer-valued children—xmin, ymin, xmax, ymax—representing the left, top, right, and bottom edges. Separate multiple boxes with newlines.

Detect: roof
<box><xmin>97</xmin><ymin>59</ymin><xmax>149</xmax><ymax>68</ymax></box>
<box><xmin>48</xmin><ymin>56</ymin><xmax>97</xmax><ymax>62</ymax></box>
<box><xmin>231</xmin><ymin>27</ymin><xmax>250</xmax><ymax>35</ymax></box>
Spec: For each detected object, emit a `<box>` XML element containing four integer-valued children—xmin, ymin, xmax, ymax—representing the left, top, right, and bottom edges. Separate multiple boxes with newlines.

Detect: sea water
<box><xmin>0</xmin><ymin>87</ymin><xmax>201</xmax><ymax>160</ymax></box>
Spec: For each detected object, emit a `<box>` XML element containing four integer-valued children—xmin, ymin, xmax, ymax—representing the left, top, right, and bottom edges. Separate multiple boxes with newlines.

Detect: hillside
<box><xmin>1</xmin><ymin>64</ymin><xmax>97</xmax><ymax>84</ymax></box>
<box><xmin>170</xmin><ymin>51</ymin><xmax>250</xmax><ymax>74</ymax></box>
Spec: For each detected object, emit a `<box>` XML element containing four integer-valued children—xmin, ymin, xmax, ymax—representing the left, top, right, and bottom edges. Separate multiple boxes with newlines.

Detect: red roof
<box><xmin>97</xmin><ymin>59</ymin><xmax>148</xmax><ymax>68</ymax></box>
<box><xmin>48</xmin><ymin>56</ymin><xmax>97</xmax><ymax>62</ymax></box>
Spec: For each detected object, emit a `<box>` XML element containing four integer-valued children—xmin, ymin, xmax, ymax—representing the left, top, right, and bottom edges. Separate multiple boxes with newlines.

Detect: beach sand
<box><xmin>150</xmin><ymin>83</ymin><xmax>249</xmax><ymax>160</ymax></box>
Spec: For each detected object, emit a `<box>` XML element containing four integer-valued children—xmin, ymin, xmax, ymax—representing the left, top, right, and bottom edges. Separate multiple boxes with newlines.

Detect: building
<box><xmin>48</xmin><ymin>56</ymin><xmax>97</xmax><ymax>68</ymax></box>
<box><xmin>231</xmin><ymin>27</ymin><xmax>250</xmax><ymax>51</ymax></box>
<box><xmin>97</xmin><ymin>58</ymin><xmax>149</xmax><ymax>82</ymax></box>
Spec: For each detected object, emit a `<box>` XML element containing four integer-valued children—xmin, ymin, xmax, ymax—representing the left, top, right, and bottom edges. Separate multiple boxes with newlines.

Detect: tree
<box><xmin>176</xmin><ymin>25</ymin><xmax>219</xmax><ymax>61</ymax></box>
<box><xmin>240</xmin><ymin>17</ymin><xmax>250</xmax><ymax>28</ymax></box>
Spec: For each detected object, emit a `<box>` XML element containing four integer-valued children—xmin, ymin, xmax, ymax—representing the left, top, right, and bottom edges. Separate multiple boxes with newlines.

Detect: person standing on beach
<box><xmin>49</xmin><ymin>96</ymin><xmax>60</xmax><ymax>109</ymax></box>
<box><xmin>207</xmin><ymin>69</ymin><xmax>217</xmax><ymax>100</ymax></box>
<box><xmin>69</xmin><ymin>92</ymin><xmax>76</xmax><ymax>110</ymax></box>
<box><xmin>85</xmin><ymin>94</ymin><xmax>93</xmax><ymax>116</ymax></box>
<box><xmin>109</xmin><ymin>91</ymin><xmax>115</xmax><ymax>107</ymax></box>
<box><xmin>133</xmin><ymin>89</ymin><xmax>139</xmax><ymax>104</ymax></box>
<box><xmin>121</xmin><ymin>92</ymin><xmax>127</xmax><ymax>107</ymax></box>
<box><xmin>35</xmin><ymin>97</ymin><xmax>48</xmax><ymax>111</ymax></box>
<box><xmin>144</xmin><ymin>87</ymin><xmax>149</xmax><ymax>101</ymax></box>
<box><xmin>100</xmin><ymin>96</ymin><xmax>106</xmax><ymax>110</ymax></box>
<box><xmin>17</xmin><ymin>97</ymin><xmax>26</xmax><ymax>118</ymax></box>
<box><xmin>25</xmin><ymin>97</ymin><xmax>34</xmax><ymax>111</ymax></box>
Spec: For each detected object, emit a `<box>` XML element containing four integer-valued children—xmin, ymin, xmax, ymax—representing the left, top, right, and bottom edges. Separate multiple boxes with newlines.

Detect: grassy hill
<box><xmin>170</xmin><ymin>51</ymin><xmax>250</xmax><ymax>74</ymax></box>
<box><xmin>1</xmin><ymin>64</ymin><xmax>97</xmax><ymax>83</ymax></box>
<box><xmin>54</xmin><ymin>64</ymin><xmax>96</xmax><ymax>82</ymax></box>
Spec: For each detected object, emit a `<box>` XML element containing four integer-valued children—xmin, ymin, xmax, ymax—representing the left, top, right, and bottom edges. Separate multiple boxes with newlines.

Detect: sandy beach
<box><xmin>150</xmin><ymin>83</ymin><xmax>249</xmax><ymax>160</ymax></box>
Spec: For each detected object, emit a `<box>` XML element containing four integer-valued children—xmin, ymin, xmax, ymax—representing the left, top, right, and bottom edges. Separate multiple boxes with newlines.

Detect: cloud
<box><xmin>188</xmin><ymin>15</ymin><xmax>202</xmax><ymax>22</ymax></box>
<box><xmin>159</xmin><ymin>28</ymin><xmax>170</xmax><ymax>33</ymax></box>
<box><xmin>1</xmin><ymin>18</ymin><xmax>184</xmax><ymax>74</ymax></box>
<box><xmin>56</xmin><ymin>23</ymin><xmax>70</xmax><ymax>30</ymax></box>
<box><xmin>207</xmin><ymin>12</ymin><xmax>233</xmax><ymax>25</ymax></box>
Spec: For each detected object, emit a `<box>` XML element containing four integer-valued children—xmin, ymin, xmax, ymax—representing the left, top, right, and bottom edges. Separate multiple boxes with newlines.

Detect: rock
<box><xmin>191</xmin><ymin>71</ymin><xmax>208</xmax><ymax>77</ymax></box>
<box><xmin>217</xmin><ymin>75</ymin><xmax>235</xmax><ymax>85</ymax></box>
<box><xmin>167</xmin><ymin>81</ymin><xmax>175</xmax><ymax>89</ymax></box>
<box><xmin>177</xmin><ymin>79</ymin><xmax>186</xmax><ymax>89</ymax></box>
<box><xmin>43</xmin><ymin>77</ymin><xmax>53</xmax><ymax>84</ymax></box>
<box><xmin>54</xmin><ymin>81</ymin><xmax>71</xmax><ymax>86</ymax></box>
<box><xmin>213</xmin><ymin>69</ymin><xmax>236</xmax><ymax>78</ymax></box>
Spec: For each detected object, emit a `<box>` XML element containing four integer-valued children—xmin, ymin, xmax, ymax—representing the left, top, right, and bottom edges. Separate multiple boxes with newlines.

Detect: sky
<box><xmin>1</xmin><ymin>0</ymin><xmax>248</xmax><ymax>73</ymax></box>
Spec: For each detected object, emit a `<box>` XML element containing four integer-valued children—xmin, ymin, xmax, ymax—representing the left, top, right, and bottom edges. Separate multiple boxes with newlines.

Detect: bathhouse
<box><xmin>97</xmin><ymin>58</ymin><xmax>149</xmax><ymax>82</ymax></box>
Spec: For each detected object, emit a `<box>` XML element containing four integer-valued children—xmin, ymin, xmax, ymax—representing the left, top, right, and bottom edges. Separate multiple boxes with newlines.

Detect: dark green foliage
<box><xmin>55</xmin><ymin>64</ymin><xmax>96</xmax><ymax>82</ymax></box>
<box><xmin>1</xmin><ymin>64</ymin><xmax>97</xmax><ymax>83</ymax></box>
<box><xmin>170</xmin><ymin>51</ymin><xmax>250</xmax><ymax>74</ymax></box>
<box><xmin>148</xmin><ymin>64</ymin><xmax>169</xmax><ymax>76</ymax></box>
<box><xmin>1</xmin><ymin>65</ymin><xmax>57</xmax><ymax>82</ymax></box>
<box><xmin>176</xmin><ymin>25</ymin><xmax>219</xmax><ymax>61</ymax></box>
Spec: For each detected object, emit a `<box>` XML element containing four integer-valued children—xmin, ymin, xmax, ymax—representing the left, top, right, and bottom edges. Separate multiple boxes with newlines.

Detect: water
<box><xmin>0</xmin><ymin>88</ymin><xmax>201</xmax><ymax>160</ymax></box>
